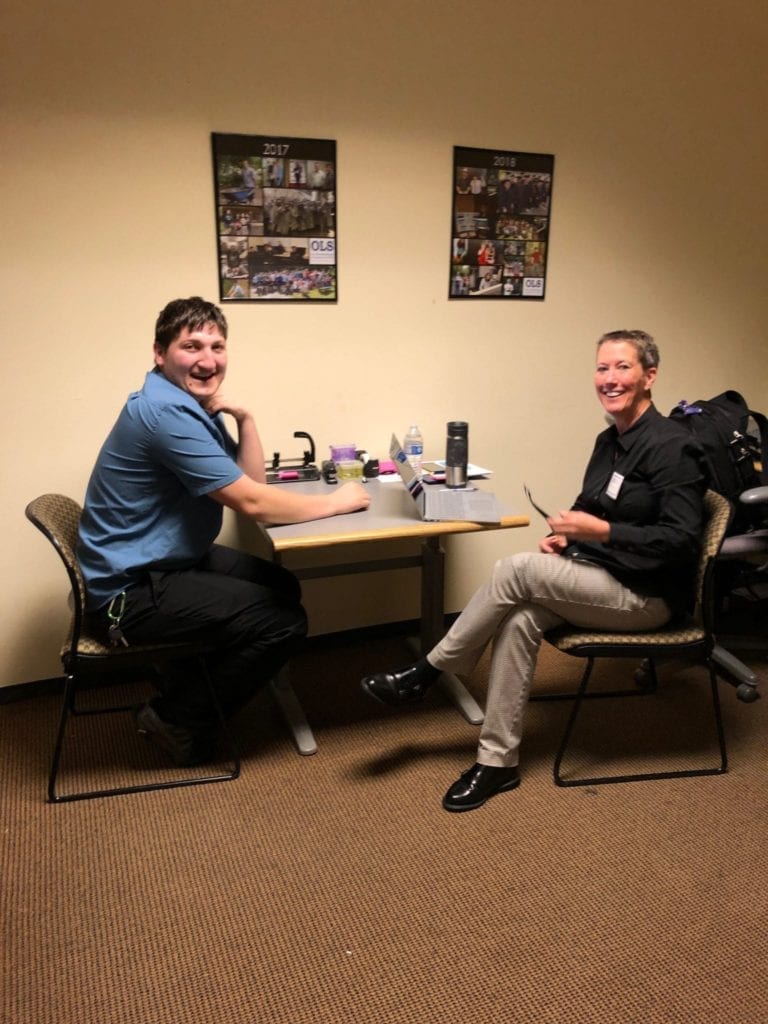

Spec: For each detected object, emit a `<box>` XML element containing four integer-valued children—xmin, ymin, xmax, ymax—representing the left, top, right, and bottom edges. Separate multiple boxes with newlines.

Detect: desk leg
<box><xmin>415</xmin><ymin>538</ymin><xmax>485</xmax><ymax>727</ymax></box>
<box><xmin>420</xmin><ymin>537</ymin><xmax>446</xmax><ymax>653</ymax></box>
<box><xmin>270</xmin><ymin>669</ymin><xmax>317</xmax><ymax>756</ymax></box>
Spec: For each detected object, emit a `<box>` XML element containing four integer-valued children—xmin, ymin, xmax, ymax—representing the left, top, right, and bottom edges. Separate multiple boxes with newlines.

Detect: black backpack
<box><xmin>668</xmin><ymin>390</ymin><xmax>768</xmax><ymax>531</ymax></box>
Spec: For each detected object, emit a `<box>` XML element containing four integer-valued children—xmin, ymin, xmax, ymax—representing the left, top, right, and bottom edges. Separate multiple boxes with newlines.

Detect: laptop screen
<box><xmin>389</xmin><ymin>434</ymin><xmax>424</xmax><ymax>501</ymax></box>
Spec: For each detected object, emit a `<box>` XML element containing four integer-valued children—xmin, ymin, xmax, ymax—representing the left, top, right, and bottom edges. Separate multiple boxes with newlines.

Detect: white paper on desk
<box><xmin>378</xmin><ymin>461</ymin><xmax>493</xmax><ymax>483</ymax></box>
<box><xmin>428</xmin><ymin>461</ymin><xmax>493</xmax><ymax>477</ymax></box>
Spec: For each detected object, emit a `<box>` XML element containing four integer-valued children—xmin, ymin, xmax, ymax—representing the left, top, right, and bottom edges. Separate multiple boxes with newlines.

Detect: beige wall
<box><xmin>2</xmin><ymin>0</ymin><xmax>767</xmax><ymax>685</ymax></box>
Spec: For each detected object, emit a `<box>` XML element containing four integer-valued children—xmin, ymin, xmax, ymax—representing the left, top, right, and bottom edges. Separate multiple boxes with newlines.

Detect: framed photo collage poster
<box><xmin>450</xmin><ymin>146</ymin><xmax>554</xmax><ymax>300</ymax></box>
<box><xmin>212</xmin><ymin>133</ymin><xmax>337</xmax><ymax>302</ymax></box>
<box><xmin>211</xmin><ymin>134</ymin><xmax>554</xmax><ymax>303</ymax></box>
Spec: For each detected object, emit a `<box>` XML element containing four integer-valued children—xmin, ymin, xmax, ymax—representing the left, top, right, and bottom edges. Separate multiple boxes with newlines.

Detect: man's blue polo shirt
<box><xmin>77</xmin><ymin>370</ymin><xmax>243</xmax><ymax>610</ymax></box>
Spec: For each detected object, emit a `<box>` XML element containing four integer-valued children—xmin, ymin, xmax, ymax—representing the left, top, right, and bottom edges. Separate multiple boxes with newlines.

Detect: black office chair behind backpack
<box><xmin>668</xmin><ymin>391</ymin><xmax>768</xmax><ymax>702</ymax></box>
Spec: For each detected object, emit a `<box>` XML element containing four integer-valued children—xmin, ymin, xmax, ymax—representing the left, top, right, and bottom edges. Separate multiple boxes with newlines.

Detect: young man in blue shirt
<box><xmin>78</xmin><ymin>296</ymin><xmax>369</xmax><ymax>765</ymax></box>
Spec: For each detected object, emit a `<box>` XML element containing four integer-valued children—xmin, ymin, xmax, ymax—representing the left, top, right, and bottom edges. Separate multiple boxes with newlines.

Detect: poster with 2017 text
<box><xmin>212</xmin><ymin>133</ymin><xmax>337</xmax><ymax>302</ymax></box>
<box><xmin>449</xmin><ymin>146</ymin><xmax>554</xmax><ymax>300</ymax></box>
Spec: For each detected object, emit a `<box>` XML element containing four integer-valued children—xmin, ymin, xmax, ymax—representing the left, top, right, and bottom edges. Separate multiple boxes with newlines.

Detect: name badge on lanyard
<box><xmin>606</xmin><ymin>471</ymin><xmax>624</xmax><ymax>500</ymax></box>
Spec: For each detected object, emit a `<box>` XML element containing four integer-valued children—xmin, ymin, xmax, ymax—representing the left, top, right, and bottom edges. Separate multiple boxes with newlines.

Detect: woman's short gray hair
<box><xmin>597</xmin><ymin>330</ymin><xmax>659</xmax><ymax>370</ymax></box>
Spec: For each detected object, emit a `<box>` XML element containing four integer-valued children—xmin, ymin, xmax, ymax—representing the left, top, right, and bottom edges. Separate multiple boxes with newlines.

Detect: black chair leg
<box><xmin>706</xmin><ymin>660</ymin><xmax>729</xmax><ymax>776</ymax></box>
<box><xmin>47</xmin><ymin>674</ymin><xmax>76</xmax><ymax>803</ymax></box>
<box><xmin>552</xmin><ymin>658</ymin><xmax>594</xmax><ymax>786</ymax></box>
<box><xmin>553</xmin><ymin>657</ymin><xmax>728</xmax><ymax>788</ymax></box>
<box><xmin>48</xmin><ymin>659</ymin><xmax>241</xmax><ymax>804</ymax></box>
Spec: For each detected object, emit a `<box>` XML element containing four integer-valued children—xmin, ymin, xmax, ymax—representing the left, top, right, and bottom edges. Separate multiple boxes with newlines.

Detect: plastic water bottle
<box><xmin>403</xmin><ymin>425</ymin><xmax>424</xmax><ymax>476</ymax></box>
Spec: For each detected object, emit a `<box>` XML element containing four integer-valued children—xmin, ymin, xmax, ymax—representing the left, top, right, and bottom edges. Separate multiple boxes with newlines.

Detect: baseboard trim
<box><xmin>0</xmin><ymin>677</ymin><xmax>65</xmax><ymax>704</ymax></box>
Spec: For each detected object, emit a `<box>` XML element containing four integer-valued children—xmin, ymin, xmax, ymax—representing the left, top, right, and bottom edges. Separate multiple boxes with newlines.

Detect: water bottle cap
<box><xmin>447</xmin><ymin>421</ymin><xmax>468</xmax><ymax>435</ymax></box>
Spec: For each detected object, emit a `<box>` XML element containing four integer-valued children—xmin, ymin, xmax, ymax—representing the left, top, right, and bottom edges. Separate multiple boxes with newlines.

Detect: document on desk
<box><xmin>423</xmin><ymin>487</ymin><xmax>502</xmax><ymax>523</ymax></box>
<box><xmin>421</xmin><ymin>460</ymin><xmax>493</xmax><ymax>483</ymax></box>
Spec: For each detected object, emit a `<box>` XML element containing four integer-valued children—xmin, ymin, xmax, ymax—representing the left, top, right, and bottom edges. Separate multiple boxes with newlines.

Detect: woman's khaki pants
<box><xmin>428</xmin><ymin>552</ymin><xmax>671</xmax><ymax>767</ymax></box>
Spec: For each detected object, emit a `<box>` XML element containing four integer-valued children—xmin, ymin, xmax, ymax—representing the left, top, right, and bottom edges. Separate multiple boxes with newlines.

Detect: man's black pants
<box><xmin>97</xmin><ymin>545</ymin><xmax>307</xmax><ymax>731</ymax></box>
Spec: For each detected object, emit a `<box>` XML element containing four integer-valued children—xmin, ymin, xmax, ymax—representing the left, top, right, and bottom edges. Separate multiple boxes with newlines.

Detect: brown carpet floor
<box><xmin>2</xmin><ymin>638</ymin><xmax>767</xmax><ymax>1024</ymax></box>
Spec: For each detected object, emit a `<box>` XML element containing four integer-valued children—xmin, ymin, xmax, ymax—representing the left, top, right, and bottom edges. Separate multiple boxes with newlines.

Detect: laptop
<box><xmin>389</xmin><ymin>434</ymin><xmax>502</xmax><ymax>523</ymax></box>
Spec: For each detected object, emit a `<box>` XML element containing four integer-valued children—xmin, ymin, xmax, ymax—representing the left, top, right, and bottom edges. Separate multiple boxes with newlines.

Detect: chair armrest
<box><xmin>740</xmin><ymin>485</ymin><xmax>768</xmax><ymax>506</ymax></box>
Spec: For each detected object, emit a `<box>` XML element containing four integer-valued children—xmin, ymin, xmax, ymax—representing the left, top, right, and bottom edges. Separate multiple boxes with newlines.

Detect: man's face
<box><xmin>154</xmin><ymin>324</ymin><xmax>227</xmax><ymax>403</ymax></box>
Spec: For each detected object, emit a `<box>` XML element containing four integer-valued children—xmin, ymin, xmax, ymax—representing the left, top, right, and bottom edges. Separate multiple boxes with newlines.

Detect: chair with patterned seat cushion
<box><xmin>25</xmin><ymin>493</ymin><xmax>240</xmax><ymax>803</ymax></box>
<box><xmin>543</xmin><ymin>489</ymin><xmax>733</xmax><ymax>787</ymax></box>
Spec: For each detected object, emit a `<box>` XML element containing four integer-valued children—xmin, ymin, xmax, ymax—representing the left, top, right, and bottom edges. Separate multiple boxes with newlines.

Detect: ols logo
<box><xmin>309</xmin><ymin>238</ymin><xmax>336</xmax><ymax>264</ymax></box>
<box><xmin>522</xmin><ymin>277</ymin><xmax>544</xmax><ymax>297</ymax></box>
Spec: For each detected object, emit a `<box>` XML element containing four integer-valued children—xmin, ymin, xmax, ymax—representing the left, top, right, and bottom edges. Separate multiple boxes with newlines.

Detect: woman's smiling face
<box><xmin>594</xmin><ymin>340</ymin><xmax>656</xmax><ymax>432</ymax></box>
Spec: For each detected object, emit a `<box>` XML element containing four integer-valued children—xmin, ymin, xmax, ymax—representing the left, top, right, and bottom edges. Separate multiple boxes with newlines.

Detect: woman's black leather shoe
<box><xmin>360</xmin><ymin>663</ymin><xmax>437</xmax><ymax>706</ymax></box>
<box><xmin>442</xmin><ymin>763</ymin><xmax>520</xmax><ymax>812</ymax></box>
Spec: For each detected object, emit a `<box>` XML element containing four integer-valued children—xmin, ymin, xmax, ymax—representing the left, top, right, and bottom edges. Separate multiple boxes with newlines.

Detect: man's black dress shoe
<box><xmin>360</xmin><ymin>661</ymin><xmax>439</xmax><ymax>707</ymax></box>
<box><xmin>442</xmin><ymin>763</ymin><xmax>520</xmax><ymax>812</ymax></box>
<box><xmin>134</xmin><ymin>702</ymin><xmax>213</xmax><ymax>767</ymax></box>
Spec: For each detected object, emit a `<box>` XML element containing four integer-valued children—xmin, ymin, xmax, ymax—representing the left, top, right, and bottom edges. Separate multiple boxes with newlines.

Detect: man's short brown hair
<box><xmin>154</xmin><ymin>297</ymin><xmax>228</xmax><ymax>353</ymax></box>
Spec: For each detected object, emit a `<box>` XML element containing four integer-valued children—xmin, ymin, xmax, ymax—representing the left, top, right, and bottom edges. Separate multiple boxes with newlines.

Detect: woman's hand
<box><xmin>546</xmin><ymin>510</ymin><xmax>610</xmax><ymax>543</ymax></box>
<box><xmin>539</xmin><ymin>533</ymin><xmax>568</xmax><ymax>554</ymax></box>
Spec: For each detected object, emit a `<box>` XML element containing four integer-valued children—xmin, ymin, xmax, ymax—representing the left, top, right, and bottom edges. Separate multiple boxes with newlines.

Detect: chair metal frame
<box><xmin>542</xmin><ymin>489</ymin><xmax>733</xmax><ymax>787</ymax></box>
<box><xmin>709</xmin><ymin>485</ymin><xmax>768</xmax><ymax>702</ymax></box>
<box><xmin>25</xmin><ymin>494</ymin><xmax>240</xmax><ymax>803</ymax></box>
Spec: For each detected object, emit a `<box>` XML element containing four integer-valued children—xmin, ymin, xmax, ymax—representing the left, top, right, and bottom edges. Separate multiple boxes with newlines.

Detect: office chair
<box><xmin>25</xmin><ymin>493</ymin><xmax>240</xmax><ymax>803</ymax></box>
<box><xmin>542</xmin><ymin>489</ymin><xmax>733</xmax><ymax>787</ymax></box>
<box><xmin>710</xmin><ymin>484</ymin><xmax>768</xmax><ymax>701</ymax></box>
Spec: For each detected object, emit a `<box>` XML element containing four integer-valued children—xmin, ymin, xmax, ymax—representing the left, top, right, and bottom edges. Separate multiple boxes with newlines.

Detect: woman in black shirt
<box><xmin>361</xmin><ymin>330</ymin><xmax>706</xmax><ymax>812</ymax></box>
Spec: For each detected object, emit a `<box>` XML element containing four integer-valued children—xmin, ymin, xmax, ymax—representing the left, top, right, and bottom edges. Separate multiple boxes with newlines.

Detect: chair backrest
<box><xmin>695</xmin><ymin>489</ymin><xmax>733</xmax><ymax>627</ymax></box>
<box><xmin>25</xmin><ymin>494</ymin><xmax>87</xmax><ymax>653</ymax></box>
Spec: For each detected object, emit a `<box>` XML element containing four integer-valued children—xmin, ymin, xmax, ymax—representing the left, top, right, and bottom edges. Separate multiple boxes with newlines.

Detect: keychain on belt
<box><xmin>106</xmin><ymin>591</ymin><xmax>129</xmax><ymax>647</ymax></box>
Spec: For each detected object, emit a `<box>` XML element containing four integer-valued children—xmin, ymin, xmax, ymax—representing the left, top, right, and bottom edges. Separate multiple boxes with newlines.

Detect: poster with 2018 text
<box><xmin>449</xmin><ymin>146</ymin><xmax>554</xmax><ymax>300</ymax></box>
<box><xmin>212</xmin><ymin>132</ymin><xmax>337</xmax><ymax>302</ymax></box>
